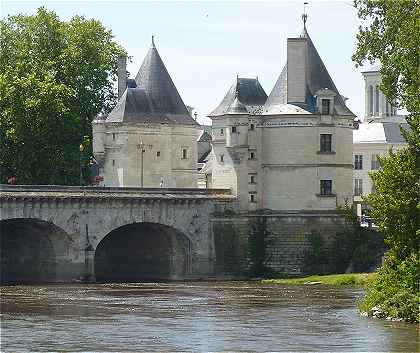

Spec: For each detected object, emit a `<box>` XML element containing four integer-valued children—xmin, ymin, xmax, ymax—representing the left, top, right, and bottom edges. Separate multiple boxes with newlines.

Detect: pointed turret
<box><xmin>107</xmin><ymin>38</ymin><xmax>197</xmax><ymax>125</ymax></box>
<box><xmin>264</xmin><ymin>25</ymin><xmax>354</xmax><ymax>116</ymax></box>
<box><xmin>227</xmin><ymin>96</ymin><xmax>248</xmax><ymax>114</ymax></box>
<box><xmin>209</xmin><ymin>77</ymin><xmax>267</xmax><ymax>117</ymax></box>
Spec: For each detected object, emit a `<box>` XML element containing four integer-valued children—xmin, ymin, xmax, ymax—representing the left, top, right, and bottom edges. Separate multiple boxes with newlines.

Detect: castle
<box><xmin>93</xmin><ymin>21</ymin><xmax>355</xmax><ymax>214</ymax></box>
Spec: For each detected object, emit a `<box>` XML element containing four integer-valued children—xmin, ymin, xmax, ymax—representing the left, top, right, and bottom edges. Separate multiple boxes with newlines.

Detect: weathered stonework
<box><xmin>0</xmin><ymin>186</ymin><xmax>354</xmax><ymax>283</ymax></box>
<box><xmin>0</xmin><ymin>186</ymin><xmax>234</xmax><ymax>282</ymax></box>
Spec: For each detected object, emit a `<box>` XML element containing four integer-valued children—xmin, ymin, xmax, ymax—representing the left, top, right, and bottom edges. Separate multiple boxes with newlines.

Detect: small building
<box><xmin>92</xmin><ymin>38</ymin><xmax>199</xmax><ymax>187</ymax></box>
<box><xmin>203</xmin><ymin>24</ymin><xmax>355</xmax><ymax>211</ymax></box>
<box><xmin>353</xmin><ymin>66</ymin><xmax>408</xmax><ymax>216</ymax></box>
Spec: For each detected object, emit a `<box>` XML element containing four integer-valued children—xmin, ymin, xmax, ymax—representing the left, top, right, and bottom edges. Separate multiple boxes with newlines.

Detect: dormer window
<box><xmin>315</xmin><ymin>88</ymin><xmax>336</xmax><ymax>116</ymax></box>
<box><xmin>321</xmin><ymin>99</ymin><xmax>330</xmax><ymax>115</ymax></box>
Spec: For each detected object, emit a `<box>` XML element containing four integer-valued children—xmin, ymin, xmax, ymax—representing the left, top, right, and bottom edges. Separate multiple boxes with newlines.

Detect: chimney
<box><xmin>117</xmin><ymin>56</ymin><xmax>127</xmax><ymax>99</ymax></box>
<box><xmin>287</xmin><ymin>37</ymin><xmax>307</xmax><ymax>104</ymax></box>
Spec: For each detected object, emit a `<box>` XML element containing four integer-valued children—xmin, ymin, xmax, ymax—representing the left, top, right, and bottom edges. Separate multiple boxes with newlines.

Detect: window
<box><xmin>385</xmin><ymin>98</ymin><xmax>389</xmax><ymax>116</ymax></box>
<box><xmin>231</xmin><ymin>126</ymin><xmax>237</xmax><ymax>133</ymax></box>
<box><xmin>321</xmin><ymin>99</ymin><xmax>330</xmax><ymax>115</ymax></box>
<box><xmin>371</xmin><ymin>154</ymin><xmax>380</xmax><ymax>170</ymax></box>
<box><xmin>320</xmin><ymin>180</ymin><xmax>332</xmax><ymax>196</ymax></box>
<box><xmin>250</xmin><ymin>124</ymin><xmax>255</xmax><ymax>131</ymax></box>
<box><xmin>250</xmin><ymin>194</ymin><xmax>256</xmax><ymax>203</ymax></box>
<box><xmin>320</xmin><ymin>134</ymin><xmax>332</xmax><ymax>152</ymax></box>
<box><xmin>249</xmin><ymin>152</ymin><xmax>255</xmax><ymax>160</ymax></box>
<box><xmin>354</xmin><ymin>155</ymin><xmax>363</xmax><ymax>170</ymax></box>
<box><xmin>156</xmin><ymin>151</ymin><xmax>160</xmax><ymax>157</ymax></box>
<box><xmin>112</xmin><ymin>159</ymin><xmax>115</xmax><ymax>166</ymax></box>
<box><xmin>181</xmin><ymin>148</ymin><xmax>188</xmax><ymax>159</ymax></box>
<box><xmin>354</xmin><ymin>178</ymin><xmax>363</xmax><ymax>196</ymax></box>
<box><xmin>375</xmin><ymin>85</ymin><xmax>380</xmax><ymax>115</ymax></box>
<box><xmin>250</xmin><ymin>175</ymin><xmax>256</xmax><ymax>184</ymax></box>
<box><xmin>220</xmin><ymin>154</ymin><xmax>224</xmax><ymax>163</ymax></box>
<box><xmin>369</xmin><ymin>85</ymin><xmax>373</xmax><ymax>115</ymax></box>
<box><xmin>220</xmin><ymin>128</ymin><xmax>224</xmax><ymax>135</ymax></box>
<box><xmin>112</xmin><ymin>133</ymin><xmax>116</xmax><ymax>140</ymax></box>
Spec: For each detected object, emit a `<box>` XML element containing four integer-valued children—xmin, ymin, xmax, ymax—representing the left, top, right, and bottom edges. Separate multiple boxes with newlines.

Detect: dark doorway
<box><xmin>94</xmin><ymin>222</ymin><xmax>191</xmax><ymax>282</ymax></box>
<box><xmin>0</xmin><ymin>219</ymin><xmax>63</xmax><ymax>283</ymax></box>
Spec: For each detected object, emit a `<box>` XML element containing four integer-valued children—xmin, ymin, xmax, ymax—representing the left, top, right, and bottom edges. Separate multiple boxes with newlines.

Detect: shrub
<box><xmin>360</xmin><ymin>252</ymin><xmax>420</xmax><ymax>323</ymax></box>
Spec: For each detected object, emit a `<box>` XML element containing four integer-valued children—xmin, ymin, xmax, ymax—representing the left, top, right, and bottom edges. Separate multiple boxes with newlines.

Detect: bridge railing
<box><xmin>0</xmin><ymin>184</ymin><xmax>232</xmax><ymax>195</ymax></box>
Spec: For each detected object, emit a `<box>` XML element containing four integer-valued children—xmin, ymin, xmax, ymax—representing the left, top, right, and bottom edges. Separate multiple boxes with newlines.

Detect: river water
<box><xmin>0</xmin><ymin>282</ymin><xmax>418</xmax><ymax>352</ymax></box>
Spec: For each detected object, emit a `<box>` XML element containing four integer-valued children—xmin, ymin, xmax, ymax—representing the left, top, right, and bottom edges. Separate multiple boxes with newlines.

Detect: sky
<box><xmin>2</xmin><ymin>0</ymin><xmax>369</xmax><ymax>125</ymax></box>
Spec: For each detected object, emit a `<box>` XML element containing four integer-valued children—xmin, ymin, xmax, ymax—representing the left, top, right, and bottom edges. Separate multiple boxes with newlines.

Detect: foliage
<box><xmin>0</xmin><ymin>7</ymin><xmax>126</xmax><ymax>185</ymax></box>
<box><xmin>302</xmin><ymin>218</ymin><xmax>384</xmax><ymax>275</ymax></box>
<box><xmin>263</xmin><ymin>273</ymin><xmax>377</xmax><ymax>286</ymax></box>
<box><xmin>352</xmin><ymin>0</ymin><xmax>420</xmax><ymax>152</ymax></box>
<box><xmin>302</xmin><ymin>231</ymin><xmax>329</xmax><ymax>274</ymax></box>
<box><xmin>359</xmin><ymin>253</ymin><xmax>420</xmax><ymax>323</ymax></box>
<box><xmin>365</xmin><ymin>149</ymin><xmax>419</xmax><ymax>261</ymax></box>
<box><xmin>353</xmin><ymin>0</ymin><xmax>420</xmax><ymax>322</ymax></box>
<box><xmin>361</xmin><ymin>149</ymin><xmax>419</xmax><ymax>322</ymax></box>
<box><xmin>248</xmin><ymin>217</ymin><xmax>274</xmax><ymax>277</ymax></box>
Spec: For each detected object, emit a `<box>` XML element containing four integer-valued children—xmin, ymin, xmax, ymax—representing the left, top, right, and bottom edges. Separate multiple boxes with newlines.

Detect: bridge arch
<box><xmin>0</xmin><ymin>218</ymin><xmax>73</xmax><ymax>283</ymax></box>
<box><xmin>94</xmin><ymin>222</ymin><xmax>192</xmax><ymax>282</ymax></box>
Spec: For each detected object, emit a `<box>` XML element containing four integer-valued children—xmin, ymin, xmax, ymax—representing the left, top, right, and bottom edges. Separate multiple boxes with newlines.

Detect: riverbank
<box><xmin>263</xmin><ymin>273</ymin><xmax>377</xmax><ymax>286</ymax></box>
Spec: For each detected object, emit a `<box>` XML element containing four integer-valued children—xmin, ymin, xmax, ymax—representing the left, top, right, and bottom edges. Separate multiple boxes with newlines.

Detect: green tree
<box><xmin>352</xmin><ymin>0</ymin><xmax>420</xmax><ymax>322</ymax></box>
<box><xmin>366</xmin><ymin>150</ymin><xmax>419</xmax><ymax>261</ymax></box>
<box><xmin>0</xmin><ymin>7</ymin><xmax>126</xmax><ymax>185</ymax></box>
<box><xmin>352</xmin><ymin>0</ymin><xmax>419</xmax><ymax>151</ymax></box>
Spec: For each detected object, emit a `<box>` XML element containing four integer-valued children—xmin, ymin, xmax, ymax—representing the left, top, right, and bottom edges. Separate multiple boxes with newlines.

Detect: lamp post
<box><xmin>79</xmin><ymin>143</ymin><xmax>84</xmax><ymax>185</ymax></box>
<box><xmin>139</xmin><ymin>140</ymin><xmax>145</xmax><ymax>187</ymax></box>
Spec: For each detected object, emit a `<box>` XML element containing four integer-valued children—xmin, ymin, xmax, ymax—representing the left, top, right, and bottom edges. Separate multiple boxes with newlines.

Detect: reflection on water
<box><xmin>1</xmin><ymin>282</ymin><xmax>418</xmax><ymax>351</ymax></box>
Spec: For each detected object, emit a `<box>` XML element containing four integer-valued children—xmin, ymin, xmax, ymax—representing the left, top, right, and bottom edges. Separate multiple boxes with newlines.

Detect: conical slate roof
<box><xmin>107</xmin><ymin>39</ymin><xmax>198</xmax><ymax>125</ymax></box>
<box><xmin>209</xmin><ymin>77</ymin><xmax>267</xmax><ymax>117</ymax></box>
<box><xmin>228</xmin><ymin>97</ymin><xmax>248</xmax><ymax>114</ymax></box>
<box><xmin>264</xmin><ymin>27</ymin><xmax>354</xmax><ymax>116</ymax></box>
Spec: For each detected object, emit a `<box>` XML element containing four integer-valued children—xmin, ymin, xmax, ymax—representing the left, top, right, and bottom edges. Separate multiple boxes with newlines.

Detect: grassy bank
<box><xmin>263</xmin><ymin>273</ymin><xmax>377</xmax><ymax>286</ymax></box>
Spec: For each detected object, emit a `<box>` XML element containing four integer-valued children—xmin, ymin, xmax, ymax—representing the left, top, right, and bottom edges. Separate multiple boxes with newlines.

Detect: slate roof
<box><xmin>106</xmin><ymin>39</ymin><xmax>198</xmax><ymax>125</ymax></box>
<box><xmin>209</xmin><ymin>77</ymin><xmax>267</xmax><ymax>117</ymax></box>
<box><xmin>353</xmin><ymin>122</ymin><xmax>409</xmax><ymax>144</ymax></box>
<box><xmin>264</xmin><ymin>27</ymin><xmax>354</xmax><ymax>116</ymax></box>
<box><xmin>383</xmin><ymin>122</ymin><xmax>409</xmax><ymax>143</ymax></box>
<box><xmin>197</xmin><ymin>129</ymin><xmax>212</xmax><ymax>142</ymax></box>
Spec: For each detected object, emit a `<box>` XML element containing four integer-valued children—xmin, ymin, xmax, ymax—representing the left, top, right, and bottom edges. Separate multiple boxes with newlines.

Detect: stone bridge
<box><xmin>0</xmin><ymin>185</ymin><xmax>237</xmax><ymax>283</ymax></box>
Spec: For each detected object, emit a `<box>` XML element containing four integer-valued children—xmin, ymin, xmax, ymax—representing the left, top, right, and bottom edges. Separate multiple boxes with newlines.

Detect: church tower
<box><xmin>92</xmin><ymin>38</ymin><xmax>199</xmax><ymax>187</ymax></box>
<box><xmin>362</xmin><ymin>66</ymin><xmax>397</xmax><ymax>121</ymax></box>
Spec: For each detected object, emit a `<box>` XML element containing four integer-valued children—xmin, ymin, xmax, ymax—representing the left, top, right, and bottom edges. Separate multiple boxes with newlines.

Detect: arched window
<box><xmin>375</xmin><ymin>85</ymin><xmax>380</xmax><ymax>115</ymax></box>
<box><xmin>369</xmin><ymin>86</ymin><xmax>373</xmax><ymax>115</ymax></box>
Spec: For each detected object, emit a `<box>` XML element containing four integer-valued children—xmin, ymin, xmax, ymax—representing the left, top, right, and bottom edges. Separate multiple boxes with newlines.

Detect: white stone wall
<box><xmin>363</xmin><ymin>71</ymin><xmax>396</xmax><ymax>119</ymax></box>
<box><xmin>353</xmin><ymin>141</ymin><xmax>406</xmax><ymax>214</ymax></box>
<box><xmin>93</xmin><ymin>121</ymin><xmax>198</xmax><ymax>187</ymax></box>
<box><xmin>209</xmin><ymin>113</ymin><xmax>354</xmax><ymax>212</ymax></box>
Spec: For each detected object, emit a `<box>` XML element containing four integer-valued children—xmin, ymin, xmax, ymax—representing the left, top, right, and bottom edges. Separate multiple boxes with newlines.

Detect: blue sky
<box><xmin>2</xmin><ymin>1</ymin><xmax>367</xmax><ymax>124</ymax></box>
